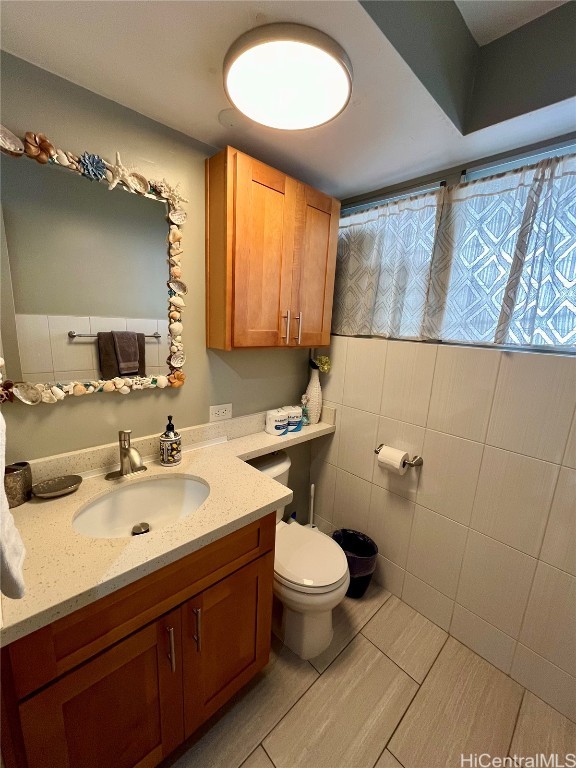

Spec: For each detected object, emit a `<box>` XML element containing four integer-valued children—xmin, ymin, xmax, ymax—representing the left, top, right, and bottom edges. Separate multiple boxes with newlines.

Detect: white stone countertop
<box><xmin>1</xmin><ymin>421</ymin><xmax>335</xmax><ymax>646</ymax></box>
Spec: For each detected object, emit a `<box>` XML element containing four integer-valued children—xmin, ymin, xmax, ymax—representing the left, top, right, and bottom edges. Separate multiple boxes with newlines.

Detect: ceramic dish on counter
<box><xmin>32</xmin><ymin>475</ymin><xmax>83</xmax><ymax>499</ymax></box>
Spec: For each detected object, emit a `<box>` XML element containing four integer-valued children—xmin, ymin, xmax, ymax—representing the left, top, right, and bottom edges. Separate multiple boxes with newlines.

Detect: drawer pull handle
<box><xmin>293</xmin><ymin>312</ymin><xmax>302</xmax><ymax>345</ymax></box>
<box><xmin>282</xmin><ymin>310</ymin><xmax>291</xmax><ymax>344</ymax></box>
<box><xmin>166</xmin><ymin>626</ymin><xmax>176</xmax><ymax>673</ymax></box>
<box><xmin>193</xmin><ymin>607</ymin><xmax>202</xmax><ymax>652</ymax></box>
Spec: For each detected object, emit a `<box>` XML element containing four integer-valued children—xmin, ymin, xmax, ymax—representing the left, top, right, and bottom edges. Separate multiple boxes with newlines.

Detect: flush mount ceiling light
<box><xmin>223</xmin><ymin>23</ymin><xmax>353</xmax><ymax>130</ymax></box>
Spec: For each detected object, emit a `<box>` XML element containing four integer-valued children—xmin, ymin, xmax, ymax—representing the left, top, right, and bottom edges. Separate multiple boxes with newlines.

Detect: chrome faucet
<box><xmin>105</xmin><ymin>430</ymin><xmax>147</xmax><ymax>480</ymax></box>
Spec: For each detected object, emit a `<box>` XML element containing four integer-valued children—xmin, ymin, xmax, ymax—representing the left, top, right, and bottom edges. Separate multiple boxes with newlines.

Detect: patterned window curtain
<box><xmin>332</xmin><ymin>189</ymin><xmax>443</xmax><ymax>338</ymax></box>
<box><xmin>334</xmin><ymin>153</ymin><xmax>576</xmax><ymax>349</ymax></box>
<box><xmin>498</xmin><ymin>154</ymin><xmax>576</xmax><ymax>347</ymax></box>
<box><xmin>424</xmin><ymin>164</ymin><xmax>543</xmax><ymax>342</ymax></box>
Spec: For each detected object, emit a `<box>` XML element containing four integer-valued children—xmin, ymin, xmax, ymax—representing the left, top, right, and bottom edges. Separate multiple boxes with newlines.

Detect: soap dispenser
<box><xmin>160</xmin><ymin>415</ymin><xmax>182</xmax><ymax>467</ymax></box>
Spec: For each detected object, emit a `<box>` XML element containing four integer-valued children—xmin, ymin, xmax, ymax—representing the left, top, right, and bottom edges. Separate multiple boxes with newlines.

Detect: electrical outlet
<box><xmin>209</xmin><ymin>403</ymin><xmax>232</xmax><ymax>422</ymax></box>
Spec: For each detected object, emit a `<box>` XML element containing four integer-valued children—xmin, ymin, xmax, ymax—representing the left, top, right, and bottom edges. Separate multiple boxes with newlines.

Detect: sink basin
<box><xmin>73</xmin><ymin>475</ymin><xmax>210</xmax><ymax>539</ymax></box>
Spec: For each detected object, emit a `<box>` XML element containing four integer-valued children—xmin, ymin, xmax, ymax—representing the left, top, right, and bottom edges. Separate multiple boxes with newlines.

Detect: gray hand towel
<box><xmin>97</xmin><ymin>332</ymin><xmax>120</xmax><ymax>379</ymax></box>
<box><xmin>112</xmin><ymin>331</ymin><xmax>139</xmax><ymax>375</ymax></box>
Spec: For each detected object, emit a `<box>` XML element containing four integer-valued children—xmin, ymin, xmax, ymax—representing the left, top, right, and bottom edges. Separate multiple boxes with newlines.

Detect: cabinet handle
<box><xmin>282</xmin><ymin>310</ymin><xmax>291</xmax><ymax>344</ymax></box>
<box><xmin>166</xmin><ymin>626</ymin><xmax>176</xmax><ymax>673</ymax></box>
<box><xmin>192</xmin><ymin>607</ymin><xmax>202</xmax><ymax>652</ymax></box>
<box><xmin>293</xmin><ymin>312</ymin><xmax>303</xmax><ymax>345</ymax></box>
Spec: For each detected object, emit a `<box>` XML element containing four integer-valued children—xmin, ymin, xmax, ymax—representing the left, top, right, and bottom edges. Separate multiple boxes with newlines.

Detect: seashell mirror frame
<box><xmin>0</xmin><ymin>126</ymin><xmax>188</xmax><ymax>405</ymax></box>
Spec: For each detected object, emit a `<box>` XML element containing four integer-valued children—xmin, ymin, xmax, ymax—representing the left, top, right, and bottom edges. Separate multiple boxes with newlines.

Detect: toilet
<box><xmin>248</xmin><ymin>451</ymin><xmax>349</xmax><ymax>660</ymax></box>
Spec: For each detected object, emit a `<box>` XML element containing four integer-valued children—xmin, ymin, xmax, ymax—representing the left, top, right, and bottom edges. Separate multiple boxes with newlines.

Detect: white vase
<box><xmin>305</xmin><ymin>368</ymin><xmax>322</xmax><ymax>425</ymax></box>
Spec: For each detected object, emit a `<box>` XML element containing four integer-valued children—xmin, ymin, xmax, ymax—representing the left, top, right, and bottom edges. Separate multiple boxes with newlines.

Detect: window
<box><xmin>333</xmin><ymin>153</ymin><xmax>576</xmax><ymax>350</ymax></box>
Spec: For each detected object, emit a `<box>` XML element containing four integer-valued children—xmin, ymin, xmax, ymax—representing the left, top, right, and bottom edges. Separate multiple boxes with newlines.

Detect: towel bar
<box><xmin>68</xmin><ymin>331</ymin><xmax>162</xmax><ymax>339</ymax></box>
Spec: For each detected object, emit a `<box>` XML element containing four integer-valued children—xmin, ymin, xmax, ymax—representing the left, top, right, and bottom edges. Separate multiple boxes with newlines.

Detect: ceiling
<box><xmin>1</xmin><ymin>1</ymin><xmax>574</xmax><ymax>200</ymax></box>
<box><xmin>455</xmin><ymin>0</ymin><xmax>568</xmax><ymax>46</ymax></box>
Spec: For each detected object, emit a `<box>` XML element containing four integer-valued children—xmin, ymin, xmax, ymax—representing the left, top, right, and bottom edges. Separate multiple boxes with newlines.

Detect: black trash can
<box><xmin>333</xmin><ymin>529</ymin><xmax>378</xmax><ymax>599</ymax></box>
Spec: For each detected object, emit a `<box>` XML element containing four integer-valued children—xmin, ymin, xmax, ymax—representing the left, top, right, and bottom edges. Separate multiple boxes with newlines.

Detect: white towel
<box><xmin>0</xmin><ymin>410</ymin><xmax>26</xmax><ymax>598</ymax></box>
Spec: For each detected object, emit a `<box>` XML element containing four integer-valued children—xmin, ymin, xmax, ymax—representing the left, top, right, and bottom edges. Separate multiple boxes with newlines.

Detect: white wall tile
<box><xmin>380</xmin><ymin>341</ymin><xmax>437</xmax><ymax>427</ymax></box>
<box><xmin>48</xmin><ymin>315</ymin><xmax>96</xmax><ymax>372</ymax></box>
<box><xmin>317</xmin><ymin>335</ymin><xmax>348</xmax><ymax>404</ymax></box>
<box><xmin>540</xmin><ymin>467</ymin><xmax>576</xmax><ymax>577</ymax></box>
<box><xmin>563</xmin><ymin>410</ymin><xmax>576</xmax><ymax>470</ymax></box>
<box><xmin>457</xmin><ymin>530</ymin><xmax>537</xmax><ymax>638</ymax></box>
<box><xmin>53</xmin><ymin>370</ymin><xmax>98</xmax><ymax>383</ymax></box>
<box><xmin>417</xmin><ymin>430</ymin><xmax>483</xmax><ymax>525</ymax></box>
<box><xmin>487</xmin><ymin>352</ymin><xmax>576</xmax><ymax>463</ymax></box>
<box><xmin>314</xmin><ymin>516</ymin><xmax>335</xmax><ymax>536</ymax></box>
<box><xmin>21</xmin><ymin>372</ymin><xmax>53</xmax><ymax>384</ymax></box>
<box><xmin>373</xmin><ymin>554</ymin><xmax>405</xmax><ymax>598</ymax></box>
<box><xmin>333</xmin><ymin>468</ymin><xmax>372</xmax><ymax>532</ymax></box>
<box><xmin>450</xmin><ymin>604</ymin><xmax>516</xmax><ymax>675</ymax></box>
<box><xmin>338</xmin><ymin>406</ymin><xmax>379</xmax><ymax>482</ymax></box>
<box><xmin>126</xmin><ymin>318</ymin><xmax>160</xmax><ymax>368</ymax></box>
<box><xmin>402</xmin><ymin>572</ymin><xmax>454</xmax><ymax>631</ymax></box>
<box><xmin>15</xmin><ymin>315</ymin><xmax>52</xmax><ymax>374</ymax></box>
<box><xmin>406</xmin><ymin>505</ymin><xmax>468</xmax><ymax>599</ymax></box>
<box><xmin>310</xmin><ymin>460</ymin><xmax>337</xmax><ymax>524</ymax></box>
<box><xmin>89</xmin><ymin>317</ymin><xmax>127</xmax><ymax>333</ymax></box>
<box><xmin>342</xmin><ymin>337</ymin><xmax>387</xmax><ymax>414</ymax></box>
<box><xmin>519</xmin><ymin>562</ymin><xmax>576</xmax><ymax>677</ymax></box>
<box><xmin>511</xmin><ymin>644</ymin><xmax>576</xmax><ymax>723</ymax></box>
<box><xmin>427</xmin><ymin>345</ymin><xmax>500</xmax><ymax>441</ymax></box>
<box><xmin>470</xmin><ymin>447</ymin><xmax>559</xmax><ymax>556</ymax></box>
<box><xmin>372</xmin><ymin>417</ymin><xmax>425</xmax><ymax>501</ymax></box>
<box><xmin>367</xmin><ymin>486</ymin><xmax>415</xmax><ymax>568</ymax></box>
<box><xmin>310</xmin><ymin>426</ymin><xmax>341</xmax><ymax>465</ymax></box>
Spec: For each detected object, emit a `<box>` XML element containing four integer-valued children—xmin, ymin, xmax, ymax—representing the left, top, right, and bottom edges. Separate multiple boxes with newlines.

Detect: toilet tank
<box><xmin>247</xmin><ymin>451</ymin><xmax>291</xmax><ymax>522</ymax></box>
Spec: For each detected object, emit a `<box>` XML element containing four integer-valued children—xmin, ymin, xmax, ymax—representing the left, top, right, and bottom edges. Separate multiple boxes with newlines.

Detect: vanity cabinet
<box><xmin>1</xmin><ymin>514</ymin><xmax>275</xmax><ymax>768</ymax></box>
<box><xmin>206</xmin><ymin>146</ymin><xmax>340</xmax><ymax>350</ymax></box>
<box><xmin>18</xmin><ymin>608</ymin><xmax>184</xmax><ymax>768</ymax></box>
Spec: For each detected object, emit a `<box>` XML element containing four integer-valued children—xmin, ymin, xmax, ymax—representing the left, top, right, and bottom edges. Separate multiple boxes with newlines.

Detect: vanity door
<box><xmin>182</xmin><ymin>553</ymin><xmax>274</xmax><ymax>737</ymax></box>
<box><xmin>18</xmin><ymin>608</ymin><xmax>183</xmax><ymax>768</ymax></box>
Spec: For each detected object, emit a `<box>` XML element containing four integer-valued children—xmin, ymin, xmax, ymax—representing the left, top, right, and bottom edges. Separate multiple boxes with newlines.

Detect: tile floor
<box><xmin>166</xmin><ymin>584</ymin><xmax>576</xmax><ymax>768</ymax></box>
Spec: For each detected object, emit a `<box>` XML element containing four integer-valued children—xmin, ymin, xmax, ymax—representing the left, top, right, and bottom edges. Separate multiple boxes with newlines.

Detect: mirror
<box><xmin>0</xmin><ymin>128</ymin><xmax>187</xmax><ymax>405</ymax></box>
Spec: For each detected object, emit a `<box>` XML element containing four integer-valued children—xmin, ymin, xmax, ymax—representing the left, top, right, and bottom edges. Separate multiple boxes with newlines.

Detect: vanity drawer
<box><xmin>6</xmin><ymin>513</ymin><xmax>275</xmax><ymax>700</ymax></box>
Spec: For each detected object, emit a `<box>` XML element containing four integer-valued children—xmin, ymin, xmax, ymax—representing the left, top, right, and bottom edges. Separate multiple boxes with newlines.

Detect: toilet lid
<box><xmin>275</xmin><ymin>524</ymin><xmax>349</xmax><ymax>588</ymax></box>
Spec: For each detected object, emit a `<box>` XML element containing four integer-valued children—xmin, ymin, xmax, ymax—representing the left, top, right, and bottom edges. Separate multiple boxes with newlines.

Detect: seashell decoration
<box><xmin>170</xmin><ymin>266</ymin><xmax>182</xmax><ymax>279</ymax></box>
<box><xmin>169</xmin><ymin>208</ymin><xmax>187</xmax><ymax>225</ymax></box>
<box><xmin>170</xmin><ymin>351</ymin><xmax>185</xmax><ymax>368</ymax></box>
<box><xmin>118</xmin><ymin>385</ymin><xmax>131</xmax><ymax>395</ymax></box>
<box><xmin>73</xmin><ymin>383</ymin><xmax>87</xmax><ymax>396</ymax></box>
<box><xmin>113</xmin><ymin>377</ymin><xmax>125</xmax><ymax>389</ymax></box>
<box><xmin>42</xmin><ymin>390</ymin><xmax>58</xmax><ymax>404</ymax></box>
<box><xmin>168</xmin><ymin>225</ymin><xmax>183</xmax><ymax>244</ymax></box>
<box><xmin>102</xmin><ymin>381</ymin><xmax>115</xmax><ymax>392</ymax></box>
<box><xmin>51</xmin><ymin>386</ymin><xmax>65</xmax><ymax>401</ymax></box>
<box><xmin>156</xmin><ymin>376</ymin><xmax>169</xmax><ymax>389</ymax></box>
<box><xmin>79</xmin><ymin>152</ymin><xmax>107</xmax><ymax>181</ymax></box>
<box><xmin>0</xmin><ymin>125</ymin><xmax>24</xmax><ymax>157</ymax></box>
<box><xmin>127</xmin><ymin>172</ymin><xmax>149</xmax><ymax>195</ymax></box>
<box><xmin>13</xmin><ymin>383</ymin><xmax>42</xmax><ymax>405</ymax></box>
<box><xmin>169</xmin><ymin>321</ymin><xmax>183</xmax><ymax>336</ymax></box>
<box><xmin>55</xmin><ymin>149</ymin><xmax>70</xmax><ymax>167</ymax></box>
<box><xmin>168</xmin><ymin>279</ymin><xmax>187</xmax><ymax>295</ymax></box>
<box><xmin>169</xmin><ymin>295</ymin><xmax>185</xmax><ymax>308</ymax></box>
<box><xmin>24</xmin><ymin>132</ymin><xmax>56</xmax><ymax>164</ymax></box>
<box><xmin>168</xmin><ymin>371</ymin><xmax>186</xmax><ymax>388</ymax></box>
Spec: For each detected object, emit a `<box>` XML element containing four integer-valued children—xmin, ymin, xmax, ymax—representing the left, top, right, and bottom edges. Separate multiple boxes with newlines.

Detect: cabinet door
<box><xmin>182</xmin><ymin>553</ymin><xmax>274</xmax><ymax>737</ymax></box>
<box><xmin>18</xmin><ymin>608</ymin><xmax>183</xmax><ymax>768</ymax></box>
<box><xmin>291</xmin><ymin>183</ymin><xmax>340</xmax><ymax>347</ymax></box>
<box><xmin>233</xmin><ymin>151</ymin><xmax>297</xmax><ymax>347</ymax></box>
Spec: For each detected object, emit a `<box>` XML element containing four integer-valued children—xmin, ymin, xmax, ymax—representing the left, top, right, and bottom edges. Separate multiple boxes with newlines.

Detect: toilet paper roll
<box><xmin>377</xmin><ymin>445</ymin><xmax>409</xmax><ymax>475</ymax></box>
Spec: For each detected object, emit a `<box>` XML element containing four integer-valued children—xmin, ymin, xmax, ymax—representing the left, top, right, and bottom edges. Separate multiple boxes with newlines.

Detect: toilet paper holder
<box><xmin>374</xmin><ymin>445</ymin><xmax>423</xmax><ymax>468</ymax></box>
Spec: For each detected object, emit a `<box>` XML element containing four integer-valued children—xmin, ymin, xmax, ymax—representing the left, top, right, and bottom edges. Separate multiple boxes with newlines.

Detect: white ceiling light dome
<box><xmin>223</xmin><ymin>23</ymin><xmax>353</xmax><ymax>130</ymax></box>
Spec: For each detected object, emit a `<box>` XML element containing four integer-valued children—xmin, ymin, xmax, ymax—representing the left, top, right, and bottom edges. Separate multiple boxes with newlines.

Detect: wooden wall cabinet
<box><xmin>1</xmin><ymin>515</ymin><xmax>275</xmax><ymax>768</ymax></box>
<box><xmin>206</xmin><ymin>146</ymin><xmax>341</xmax><ymax>350</ymax></box>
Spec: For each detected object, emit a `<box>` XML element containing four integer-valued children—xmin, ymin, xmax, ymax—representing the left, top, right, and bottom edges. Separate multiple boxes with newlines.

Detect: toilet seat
<box><xmin>274</xmin><ymin>522</ymin><xmax>349</xmax><ymax>594</ymax></box>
